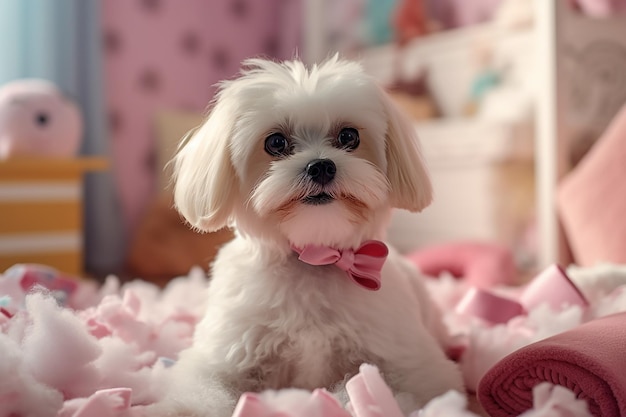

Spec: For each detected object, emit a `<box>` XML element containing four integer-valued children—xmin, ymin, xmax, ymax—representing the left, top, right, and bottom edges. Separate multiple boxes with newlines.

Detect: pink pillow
<box><xmin>406</xmin><ymin>241</ymin><xmax>518</xmax><ymax>288</ymax></box>
<box><xmin>558</xmin><ymin>105</ymin><xmax>626</xmax><ymax>266</ymax></box>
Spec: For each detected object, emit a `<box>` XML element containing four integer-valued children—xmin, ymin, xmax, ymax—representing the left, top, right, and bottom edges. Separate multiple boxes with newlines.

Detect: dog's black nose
<box><xmin>306</xmin><ymin>159</ymin><xmax>336</xmax><ymax>185</ymax></box>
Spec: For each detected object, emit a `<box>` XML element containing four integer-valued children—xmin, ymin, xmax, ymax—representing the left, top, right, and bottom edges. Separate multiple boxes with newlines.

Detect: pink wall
<box><xmin>102</xmin><ymin>0</ymin><xmax>300</xmax><ymax>235</ymax></box>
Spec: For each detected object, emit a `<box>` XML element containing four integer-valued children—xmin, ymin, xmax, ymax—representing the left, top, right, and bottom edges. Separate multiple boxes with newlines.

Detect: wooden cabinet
<box><xmin>0</xmin><ymin>157</ymin><xmax>107</xmax><ymax>276</ymax></box>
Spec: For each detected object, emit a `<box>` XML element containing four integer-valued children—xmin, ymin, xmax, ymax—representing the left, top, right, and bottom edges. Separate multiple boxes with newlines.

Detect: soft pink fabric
<box><xmin>520</xmin><ymin>265</ymin><xmax>588</xmax><ymax>311</ymax></box>
<box><xmin>407</xmin><ymin>242</ymin><xmax>518</xmax><ymax>288</ymax></box>
<box><xmin>231</xmin><ymin>365</ymin><xmax>404</xmax><ymax>417</ymax></box>
<box><xmin>232</xmin><ymin>389</ymin><xmax>349</xmax><ymax>417</ymax></box>
<box><xmin>58</xmin><ymin>388</ymin><xmax>132</xmax><ymax>417</ymax></box>
<box><xmin>456</xmin><ymin>265</ymin><xmax>589</xmax><ymax>324</ymax></box>
<box><xmin>478</xmin><ymin>313</ymin><xmax>626</xmax><ymax>417</ymax></box>
<box><xmin>293</xmin><ymin>241</ymin><xmax>389</xmax><ymax>290</ymax></box>
<box><xmin>558</xmin><ymin>105</ymin><xmax>626</xmax><ymax>266</ymax></box>
<box><xmin>456</xmin><ymin>287</ymin><xmax>525</xmax><ymax>324</ymax></box>
<box><xmin>346</xmin><ymin>364</ymin><xmax>404</xmax><ymax>417</ymax></box>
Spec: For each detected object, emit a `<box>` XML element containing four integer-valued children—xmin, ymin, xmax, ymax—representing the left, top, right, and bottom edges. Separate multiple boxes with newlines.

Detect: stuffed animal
<box><xmin>0</xmin><ymin>79</ymin><xmax>83</xmax><ymax>159</ymax></box>
<box><xmin>393</xmin><ymin>0</ymin><xmax>430</xmax><ymax>45</ymax></box>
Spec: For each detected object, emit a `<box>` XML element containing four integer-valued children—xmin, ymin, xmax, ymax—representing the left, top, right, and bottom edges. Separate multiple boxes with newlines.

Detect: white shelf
<box><xmin>301</xmin><ymin>0</ymin><xmax>626</xmax><ymax>268</ymax></box>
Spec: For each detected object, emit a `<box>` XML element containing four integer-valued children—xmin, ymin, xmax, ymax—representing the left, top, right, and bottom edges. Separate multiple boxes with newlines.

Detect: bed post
<box><xmin>534</xmin><ymin>0</ymin><xmax>571</xmax><ymax>268</ymax></box>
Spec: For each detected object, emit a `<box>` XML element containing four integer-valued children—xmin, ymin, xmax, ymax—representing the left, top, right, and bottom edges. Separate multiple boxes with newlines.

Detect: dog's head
<box><xmin>172</xmin><ymin>56</ymin><xmax>432</xmax><ymax>249</ymax></box>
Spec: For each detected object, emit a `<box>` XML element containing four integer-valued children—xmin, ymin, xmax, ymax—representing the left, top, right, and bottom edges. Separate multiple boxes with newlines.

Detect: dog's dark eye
<box><xmin>35</xmin><ymin>112</ymin><xmax>50</xmax><ymax>127</ymax></box>
<box><xmin>264</xmin><ymin>133</ymin><xmax>290</xmax><ymax>157</ymax></box>
<box><xmin>337</xmin><ymin>128</ymin><xmax>359</xmax><ymax>150</ymax></box>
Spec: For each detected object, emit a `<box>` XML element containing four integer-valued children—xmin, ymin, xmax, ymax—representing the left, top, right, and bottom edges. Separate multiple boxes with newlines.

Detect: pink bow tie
<box><xmin>292</xmin><ymin>240</ymin><xmax>388</xmax><ymax>291</ymax></box>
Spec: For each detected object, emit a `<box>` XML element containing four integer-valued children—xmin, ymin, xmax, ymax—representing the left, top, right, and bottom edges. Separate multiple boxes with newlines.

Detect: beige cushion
<box><xmin>154</xmin><ymin>110</ymin><xmax>204</xmax><ymax>191</ymax></box>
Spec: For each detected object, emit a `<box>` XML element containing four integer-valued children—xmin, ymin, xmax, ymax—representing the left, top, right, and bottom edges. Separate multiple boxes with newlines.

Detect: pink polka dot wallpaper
<box><xmin>102</xmin><ymin>0</ymin><xmax>301</xmax><ymax>234</ymax></box>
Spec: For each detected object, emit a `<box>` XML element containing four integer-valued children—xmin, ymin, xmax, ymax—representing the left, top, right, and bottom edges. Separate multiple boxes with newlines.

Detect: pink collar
<box><xmin>292</xmin><ymin>240</ymin><xmax>389</xmax><ymax>291</ymax></box>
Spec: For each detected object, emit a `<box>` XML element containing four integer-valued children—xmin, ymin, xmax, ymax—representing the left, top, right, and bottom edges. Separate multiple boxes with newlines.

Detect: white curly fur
<box><xmin>156</xmin><ymin>56</ymin><xmax>464</xmax><ymax>417</ymax></box>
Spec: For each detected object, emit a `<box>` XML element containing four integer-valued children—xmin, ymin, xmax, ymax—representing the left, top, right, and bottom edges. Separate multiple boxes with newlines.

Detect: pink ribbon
<box><xmin>456</xmin><ymin>264</ymin><xmax>589</xmax><ymax>324</ymax></box>
<box><xmin>292</xmin><ymin>240</ymin><xmax>389</xmax><ymax>291</ymax></box>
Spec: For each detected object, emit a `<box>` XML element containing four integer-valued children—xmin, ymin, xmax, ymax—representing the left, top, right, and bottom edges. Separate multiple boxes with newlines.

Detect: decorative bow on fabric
<box><xmin>292</xmin><ymin>240</ymin><xmax>389</xmax><ymax>291</ymax></box>
<box><xmin>456</xmin><ymin>264</ymin><xmax>589</xmax><ymax>324</ymax></box>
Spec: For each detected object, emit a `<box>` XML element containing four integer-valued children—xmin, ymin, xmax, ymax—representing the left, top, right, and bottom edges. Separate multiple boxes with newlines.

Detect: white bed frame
<box><xmin>534</xmin><ymin>0</ymin><xmax>626</xmax><ymax>267</ymax></box>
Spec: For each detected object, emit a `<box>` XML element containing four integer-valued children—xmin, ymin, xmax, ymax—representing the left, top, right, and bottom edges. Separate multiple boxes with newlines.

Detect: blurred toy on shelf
<box><xmin>0</xmin><ymin>79</ymin><xmax>83</xmax><ymax>160</ymax></box>
<box><xmin>393</xmin><ymin>0</ymin><xmax>431</xmax><ymax>45</ymax></box>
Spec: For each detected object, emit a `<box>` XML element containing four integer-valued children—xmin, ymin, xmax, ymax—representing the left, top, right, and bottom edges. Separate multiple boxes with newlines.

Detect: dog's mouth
<box><xmin>302</xmin><ymin>192</ymin><xmax>334</xmax><ymax>205</ymax></box>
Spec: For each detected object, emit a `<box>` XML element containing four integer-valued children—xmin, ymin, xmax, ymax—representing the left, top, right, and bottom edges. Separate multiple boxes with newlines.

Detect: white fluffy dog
<box><xmin>159</xmin><ymin>56</ymin><xmax>464</xmax><ymax>416</ymax></box>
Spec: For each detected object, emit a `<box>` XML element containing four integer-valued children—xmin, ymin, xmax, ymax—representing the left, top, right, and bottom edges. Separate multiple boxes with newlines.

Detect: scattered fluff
<box><xmin>0</xmin><ymin>266</ymin><xmax>207</xmax><ymax>416</ymax></box>
<box><xmin>519</xmin><ymin>384</ymin><xmax>592</xmax><ymax>417</ymax></box>
<box><xmin>2</xmin><ymin>263</ymin><xmax>625</xmax><ymax>416</ymax></box>
<box><xmin>0</xmin><ymin>332</ymin><xmax>63</xmax><ymax>417</ymax></box>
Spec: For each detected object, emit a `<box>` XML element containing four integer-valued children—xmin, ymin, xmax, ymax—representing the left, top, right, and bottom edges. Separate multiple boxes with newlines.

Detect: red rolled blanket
<box><xmin>477</xmin><ymin>313</ymin><xmax>626</xmax><ymax>417</ymax></box>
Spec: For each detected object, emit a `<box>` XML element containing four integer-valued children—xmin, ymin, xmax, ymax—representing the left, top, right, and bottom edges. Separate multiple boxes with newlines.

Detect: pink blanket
<box><xmin>478</xmin><ymin>312</ymin><xmax>626</xmax><ymax>417</ymax></box>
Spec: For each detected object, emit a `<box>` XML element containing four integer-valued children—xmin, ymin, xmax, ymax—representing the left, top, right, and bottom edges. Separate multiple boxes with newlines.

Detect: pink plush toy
<box><xmin>0</xmin><ymin>79</ymin><xmax>83</xmax><ymax>159</ymax></box>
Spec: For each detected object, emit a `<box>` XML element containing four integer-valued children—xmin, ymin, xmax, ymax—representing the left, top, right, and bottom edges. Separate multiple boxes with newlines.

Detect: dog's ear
<box><xmin>380</xmin><ymin>87</ymin><xmax>433</xmax><ymax>212</ymax></box>
<box><xmin>172</xmin><ymin>94</ymin><xmax>239</xmax><ymax>232</ymax></box>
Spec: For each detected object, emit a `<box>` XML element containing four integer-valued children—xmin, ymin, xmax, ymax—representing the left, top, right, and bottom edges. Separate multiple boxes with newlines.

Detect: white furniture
<box><xmin>357</xmin><ymin>23</ymin><xmax>536</xmax><ymax>261</ymax></box>
<box><xmin>302</xmin><ymin>0</ymin><xmax>626</xmax><ymax>269</ymax></box>
<box><xmin>534</xmin><ymin>0</ymin><xmax>626</xmax><ymax>267</ymax></box>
